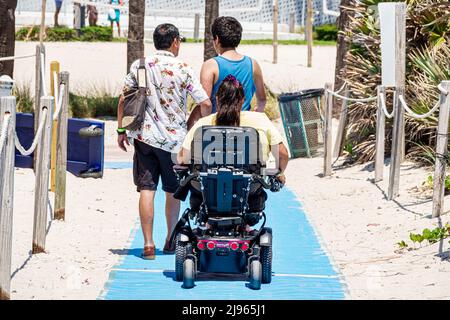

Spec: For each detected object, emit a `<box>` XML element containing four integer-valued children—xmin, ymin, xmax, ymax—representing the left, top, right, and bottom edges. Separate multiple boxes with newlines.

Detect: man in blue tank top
<box><xmin>200</xmin><ymin>16</ymin><xmax>267</xmax><ymax>114</ymax></box>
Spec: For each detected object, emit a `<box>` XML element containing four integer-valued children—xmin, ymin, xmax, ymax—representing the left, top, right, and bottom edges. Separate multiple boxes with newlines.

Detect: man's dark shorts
<box><xmin>133</xmin><ymin>139</ymin><xmax>178</xmax><ymax>193</ymax></box>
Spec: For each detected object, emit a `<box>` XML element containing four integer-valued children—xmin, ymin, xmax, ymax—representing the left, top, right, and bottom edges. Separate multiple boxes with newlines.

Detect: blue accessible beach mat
<box><xmin>100</xmin><ymin>185</ymin><xmax>346</xmax><ymax>300</ymax></box>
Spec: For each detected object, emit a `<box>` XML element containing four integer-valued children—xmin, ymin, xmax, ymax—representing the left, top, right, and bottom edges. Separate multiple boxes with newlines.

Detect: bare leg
<box><xmin>117</xmin><ymin>21</ymin><xmax>121</xmax><ymax>37</ymax></box>
<box><xmin>54</xmin><ymin>8</ymin><xmax>60</xmax><ymax>27</ymax></box>
<box><xmin>165</xmin><ymin>192</ymin><xmax>180</xmax><ymax>242</ymax></box>
<box><xmin>139</xmin><ymin>190</ymin><xmax>156</xmax><ymax>247</ymax></box>
<box><xmin>110</xmin><ymin>21</ymin><xmax>113</xmax><ymax>34</ymax></box>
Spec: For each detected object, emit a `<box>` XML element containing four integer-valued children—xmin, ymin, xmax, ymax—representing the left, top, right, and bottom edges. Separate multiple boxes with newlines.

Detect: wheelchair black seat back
<box><xmin>189</xmin><ymin>126</ymin><xmax>267</xmax><ymax>218</ymax></box>
<box><xmin>190</xmin><ymin>125</ymin><xmax>265</xmax><ymax>174</ymax></box>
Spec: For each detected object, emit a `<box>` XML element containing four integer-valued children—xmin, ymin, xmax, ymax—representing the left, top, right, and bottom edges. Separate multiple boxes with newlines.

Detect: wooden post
<box><xmin>54</xmin><ymin>72</ymin><xmax>69</xmax><ymax>221</ymax></box>
<box><xmin>333</xmin><ymin>85</ymin><xmax>349</xmax><ymax>158</ymax></box>
<box><xmin>50</xmin><ymin>61</ymin><xmax>60</xmax><ymax>193</ymax></box>
<box><xmin>388</xmin><ymin>87</ymin><xmax>404</xmax><ymax>200</ymax></box>
<box><xmin>289</xmin><ymin>12</ymin><xmax>295</xmax><ymax>33</ymax></box>
<box><xmin>0</xmin><ymin>96</ymin><xmax>16</xmax><ymax>300</ymax></box>
<box><xmin>34</xmin><ymin>44</ymin><xmax>45</xmax><ymax>171</ymax></box>
<box><xmin>32</xmin><ymin>96</ymin><xmax>53</xmax><ymax>254</ymax></box>
<box><xmin>272</xmin><ymin>0</ymin><xmax>278</xmax><ymax>64</ymax></box>
<box><xmin>375</xmin><ymin>85</ymin><xmax>386</xmax><ymax>182</ymax></box>
<box><xmin>387</xmin><ymin>3</ymin><xmax>406</xmax><ymax>200</ymax></box>
<box><xmin>324</xmin><ymin>83</ymin><xmax>333</xmax><ymax>176</ymax></box>
<box><xmin>39</xmin><ymin>0</ymin><xmax>47</xmax><ymax>45</ymax></box>
<box><xmin>194</xmin><ymin>13</ymin><xmax>200</xmax><ymax>42</ymax></box>
<box><xmin>306</xmin><ymin>0</ymin><xmax>313</xmax><ymax>67</ymax></box>
<box><xmin>431</xmin><ymin>81</ymin><xmax>450</xmax><ymax>218</ymax></box>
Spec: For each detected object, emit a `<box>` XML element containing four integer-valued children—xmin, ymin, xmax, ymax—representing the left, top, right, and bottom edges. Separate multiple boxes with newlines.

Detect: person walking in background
<box><xmin>200</xmin><ymin>16</ymin><xmax>267</xmax><ymax>114</ymax></box>
<box><xmin>108</xmin><ymin>0</ymin><xmax>123</xmax><ymax>37</ymax></box>
<box><xmin>116</xmin><ymin>24</ymin><xmax>212</xmax><ymax>260</ymax></box>
<box><xmin>54</xmin><ymin>0</ymin><xmax>63</xmax><ymax>27</ymax></box>
<box><xmin>87</xmin><ymin>5</ymin><xmax>98</xmax><ymax>26</ymax></box>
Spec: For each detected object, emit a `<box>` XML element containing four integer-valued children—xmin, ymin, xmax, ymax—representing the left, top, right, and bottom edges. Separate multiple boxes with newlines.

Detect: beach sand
<box><xmin>7</xmin><ymin>42</ymin><xmax>450</xmax><ymax>300</ymax></box>
<box><xmin>13</xmin><ymin>41</ymin><xmax>336</xmax><ymax>94</ymax></box>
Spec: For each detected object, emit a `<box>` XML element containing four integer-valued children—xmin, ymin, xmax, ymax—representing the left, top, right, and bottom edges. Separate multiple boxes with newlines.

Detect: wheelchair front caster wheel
<box><xmin>248</xmin><ymin>260</ymin><xmax>262</xmax><ymax>290</ymax></box>
<box><xmin>183</xmin><ymin>258</ymin><xmax>195</xmax><ymax>289</ymax></box>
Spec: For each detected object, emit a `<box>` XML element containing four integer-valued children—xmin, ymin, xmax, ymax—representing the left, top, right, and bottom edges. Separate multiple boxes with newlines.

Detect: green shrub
<box><xmin>46</xmin><ymin>27</ymin><xmax>77</xmax><ymax>41</ymax></box>
<box><xmin>15</xmin><ymin>25</ymin><xmax>40</xmax><ymax>41</ymax></box>
<box><xmin>15</xmin><ymin>25</ymin><xmax>113</xmax><ymax>42</ymax></box>
<box><xmin>69</xmin><ymin>92</ymin><xmax>91</xmax><ymax>118</ymax></box>
<box><xmin>314</xmin><ymin>24</ymin><xmax>338</xmax><ymax>41</ymax></box>
<box><xmin>69</xmin><ymin>88</ymin><xmax>118</xmax><ymax>119</ymax></box>
<box><xmin>13</xmin><ymin>82</ymin><xmax>34</xmax><ymax>113</ymax></box>
<box><xmin>79</xmin><ymin>26</ymin><xmax>113</xmax><ymax>41</ymax></box>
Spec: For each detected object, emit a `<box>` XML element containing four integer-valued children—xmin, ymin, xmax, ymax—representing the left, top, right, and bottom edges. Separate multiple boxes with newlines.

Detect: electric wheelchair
<box><xmin>170</xmin><ymin>125</ymin><xmax>283</xmax><ymax>290</ymax></box>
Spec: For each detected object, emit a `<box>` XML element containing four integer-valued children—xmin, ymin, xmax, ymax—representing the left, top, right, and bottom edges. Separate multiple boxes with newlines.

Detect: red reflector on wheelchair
<box><xmin>197</xmin><ymin>241</ymin><xmax>205</xmax><ymax>250</ymax></box>
<box><xmin>230</xmin><ymin>242</ymin><xmax>239</xmax><ymax>251</ymax></box>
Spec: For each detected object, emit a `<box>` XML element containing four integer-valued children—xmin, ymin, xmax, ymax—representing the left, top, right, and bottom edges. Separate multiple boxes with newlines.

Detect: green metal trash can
<box><xmin>278</xmin><ymin>89</ymin><xmax>324</xmax><ymax>158</ymax></box>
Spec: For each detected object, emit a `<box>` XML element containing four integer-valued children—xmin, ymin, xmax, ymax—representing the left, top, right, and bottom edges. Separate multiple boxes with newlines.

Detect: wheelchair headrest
<box><xmin>190</xmin><ymin>126</ymin><xmax>264</xmax><ymax>172</ymax></box>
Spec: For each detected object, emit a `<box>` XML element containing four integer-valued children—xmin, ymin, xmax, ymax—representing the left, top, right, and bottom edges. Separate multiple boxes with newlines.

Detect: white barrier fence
<box><xmin>0</xmin><ymin>47</ymin><xmax>70</xmax><ymax>300</ymax></box>
<box><xmin>323</xmin><ymin>80</ymin><xmax>450</xmax><ymax>218</ymax></box>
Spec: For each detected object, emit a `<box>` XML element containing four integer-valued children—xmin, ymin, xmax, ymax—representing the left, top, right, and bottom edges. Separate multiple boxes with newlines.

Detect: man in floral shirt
<box><xmin>117</xmin><ymin>23</ymin><xmax>211</xmax><ymax>260</ymax></box>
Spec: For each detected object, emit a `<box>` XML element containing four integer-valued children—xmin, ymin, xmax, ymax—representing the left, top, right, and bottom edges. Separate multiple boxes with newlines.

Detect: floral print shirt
<box><xmin>123</xmin><ymin>50</ymin><xmax>209</xmax><ymax>153</ymax></box>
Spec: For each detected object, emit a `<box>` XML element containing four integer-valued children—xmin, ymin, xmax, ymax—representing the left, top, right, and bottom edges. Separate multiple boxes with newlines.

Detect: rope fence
<box><xmin>0</xmin><ymin>53</ymin><xmax>36</xmax><ymax>62</ymax></box>
<box><xmin>52</xmin><ymin>83</ymin><xmax>65</xmax><ymax>121</ymax></box>
<box><xmin>325</xmin><ymin>88</ymin><xmax>378</xmax><ymax>103</ymax></box>
<box><xmin>14</xmin><ymin>108</ymin><xmax>48</xmax><ymax>157</ymax></box>
<box><xmin>399</xmin><ymin>95</ymin><xmax>440</xmax><ymax>119</ymax></box>
<box><xmin>322</xmin><ymin>80</ymin><xmax>450</xmax><ymax>218</ymax></box>
<box><xmin>380</xmin><ymin>93</ymin><xmax>394</xmax><ymax>119</ymax></box>
<box><xmin>0</xmin><ymin>46</ymin><xmax>70</xmax><ymax>299</ymax></box>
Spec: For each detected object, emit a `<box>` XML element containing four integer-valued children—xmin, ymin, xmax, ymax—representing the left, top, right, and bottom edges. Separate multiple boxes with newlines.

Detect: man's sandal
<box><xmin>141</xmin><ymin>245</ymin><xmax>155</xmax><ymax>260</ymax></box>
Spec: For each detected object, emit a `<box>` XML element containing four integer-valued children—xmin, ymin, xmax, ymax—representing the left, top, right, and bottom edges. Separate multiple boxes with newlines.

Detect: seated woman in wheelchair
<box><xmin>177</xmin><ymin>74</ymin><xmax>289</xmax><ymax>229</ymax></box>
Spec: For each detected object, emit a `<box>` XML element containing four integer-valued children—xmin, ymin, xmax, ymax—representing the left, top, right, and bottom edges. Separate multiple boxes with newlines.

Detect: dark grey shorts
<box><xmin>133</xmin><ymin>139</ymin><xmax>178</xmax><ymax>193</ymax></box>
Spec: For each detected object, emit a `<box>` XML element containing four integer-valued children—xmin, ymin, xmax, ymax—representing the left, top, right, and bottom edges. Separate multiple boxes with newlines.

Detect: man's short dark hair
<box><xmin>153</xmin><ymin>23</ymin><xmax>180</xmax><ymax>50</ymax></box>
<box><xmin>211</xmin><ymin>16</ymin><xmax>242</xmax><ymax>48</ymax></box>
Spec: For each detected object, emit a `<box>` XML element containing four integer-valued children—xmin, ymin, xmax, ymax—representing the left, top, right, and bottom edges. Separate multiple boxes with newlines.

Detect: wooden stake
<box><xmin>39</xmin><ymin>0</ymin><xmax>47</xmax><ymax>45</ymax></box>
<box><xmin>289</xmin><ymin>12</ymin><xmax>295</xmax><ymax>33</ymax></box>
<box><xmin>387</xmin><ymin>3</ymin><xmax>406</xmax><ymax>200</ymax></box>
<box><xmin>333</xmin><ymin>84</ymin><xmax>349</xmax><ymax>158</ymax></box>
<box><xmin>306</xmin><ymin>0</ymin><xmax>313</xmax><ymax>67</ymax></box>
<box><xmin>32</xmin><ymin>96</ymin><xmax>53</xmax><ymax>254</ymax></box>
<box><xmin>431</xmin><ymin>81</ymin><xmax>450</xmax><ymax>218</ymax></box>
<box><xmin>388</xmin><ymin>87</ymin><xmax>404</xmax><ymax>200</ymax></box>
<box><xmin>54</xmin><ymin>72</ymin><xmax>69</xmax><ymax>221</ymax></box>
<box><xmin>375</xmin><ymin>85</ymin><xmax>386</xmax><ymax>182</ymax></box>
<box><xmin>324</xmin><ymin>83</ymin><xmax>333</xmax><ymax>176</ymax></box>
<box><xmin>34</xmin><ymin>45</ymin><xmax>45</xmax><ymax>171</ymax></box>
<box><xmin>50</xmin><ymin>61</ymin><xmax>60</xmax><ymax>193</ymax></box>
<box><xmin>0</xmin><ymin>96</ymin><xmax>16</xmax><ymax>300</ymax></box>
<box><xmin>194</xmin><ymin>13</ymin><xmax>200</xmax><ymax>42</ymax></box>
<box><xmin>273</xmin><ymin>0</ymin><xmax>279</xmax><ymax>64</ymax></box>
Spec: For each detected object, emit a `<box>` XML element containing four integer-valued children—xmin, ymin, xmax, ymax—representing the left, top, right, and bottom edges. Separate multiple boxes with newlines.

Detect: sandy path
<box><xmin>10</xmin><ymin>119</ymin><xmax>137</xmax><ymax>299</ymax></box>
<box><xmin>13</xmin><ymin>42</ymin><xmax>336</xmax><ymax>94</ymax></box>
<box><xmin>8</xmin><ymin>41</ymin><xmax>450</xmax><ymax>300</ymax></box>
<box><xmin>10</xmin><ymin>118</ymin><xmax>450</xmax><ymax>299</ymax></box>
<box><xmin>284</xmin><ymin>155</ymin><xmax>450</xmax><ymax>299</ymax></box>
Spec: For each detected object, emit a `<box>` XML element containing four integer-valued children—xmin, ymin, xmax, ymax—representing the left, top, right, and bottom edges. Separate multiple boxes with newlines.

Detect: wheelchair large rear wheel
<box><xmin>175</xmin><ymin>234</ymin><xmax>186</xmax><ymax>281</ymax></box>
<box><xmin>261</xmin><ymin>245</ymin><xmax>272</xmax><ymax>284</ymax></box>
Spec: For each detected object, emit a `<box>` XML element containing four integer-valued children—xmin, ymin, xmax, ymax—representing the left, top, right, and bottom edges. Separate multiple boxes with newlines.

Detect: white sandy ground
<box><xmin>13</xmin><ymin>41</ymin><xmax>336</xmax><ymax>94</ymax></box>
<box><xmin>6</xmin><ymin>42</ymin><xmax>450</xmax><ymax>300</ymax></box>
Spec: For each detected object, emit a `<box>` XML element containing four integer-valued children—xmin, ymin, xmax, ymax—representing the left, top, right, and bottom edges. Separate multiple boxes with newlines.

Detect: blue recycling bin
<box><xmin>15</xmin><ymin>113</ymin><xmax>104</xmax><ymax>178</ymax></box>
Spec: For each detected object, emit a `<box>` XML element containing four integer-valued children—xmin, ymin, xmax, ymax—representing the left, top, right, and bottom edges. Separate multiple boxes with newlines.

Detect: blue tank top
<box><xmin>211</xmin><ymin>55</ymin><xmax>256</xmax><ymax>112</ymax></box>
